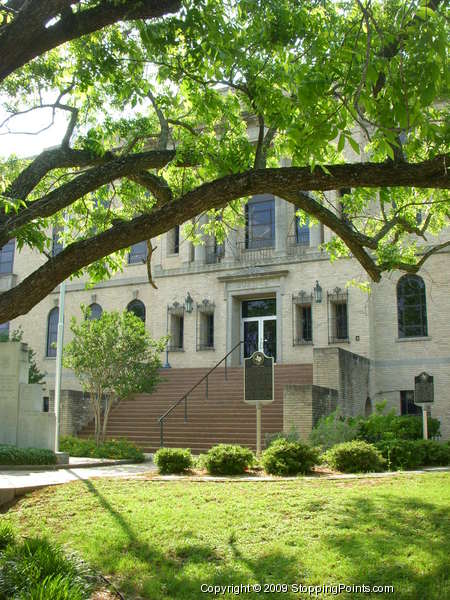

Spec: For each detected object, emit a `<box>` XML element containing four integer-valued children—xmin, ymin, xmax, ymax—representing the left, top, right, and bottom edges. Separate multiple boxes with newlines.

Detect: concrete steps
<box><xmin>79</xmin><ymin>364</ymin><xmax>312</xmax><ymax>452</ymax></box>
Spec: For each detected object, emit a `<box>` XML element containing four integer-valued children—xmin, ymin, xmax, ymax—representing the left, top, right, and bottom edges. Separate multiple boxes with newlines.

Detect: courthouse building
<box><xmin>1</xmin><ymin>145</ymin><xmax>449</xmax><ymax>450</ymax></box>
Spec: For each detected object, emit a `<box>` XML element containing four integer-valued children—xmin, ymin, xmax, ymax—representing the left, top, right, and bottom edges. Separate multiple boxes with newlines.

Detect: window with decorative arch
<box><xmin>87</xmin><ymin>303</ymin><xmax>103</xmax><ymax>320</ymax></box>
<box><xmin>127</xmin><ymin>299</ymin><xmax>146</xmax><ymax>323</ymax></box>
<box><xmin>46</xmin><ymin>307</ymin><xmax>59</xmax><ymax>357</ymax></box>
<box><xmin>397</xmin><ymin>275</ymin><xmax>428</xmax><ymax>338</ymax></box>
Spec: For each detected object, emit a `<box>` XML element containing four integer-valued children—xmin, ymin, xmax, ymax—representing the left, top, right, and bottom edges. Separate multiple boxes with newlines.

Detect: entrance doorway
<box><xmin>242</xmin><ymin>298</ymin><xmax>276</xmax><ymax>361</ymax></box>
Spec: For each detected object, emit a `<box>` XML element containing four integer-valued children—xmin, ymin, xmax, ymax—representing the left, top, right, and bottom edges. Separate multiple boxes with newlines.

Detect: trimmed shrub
<box><xmin>0</xmin><ymin>444</ymin><xmax>57</xmax><ymax>466</ymax></box>
<box><xmin>204</xmin><ymin>444</ymin><xmax>255</xmax><ymax>475</ymax></box>
<box><xmin>376</xmin><ymin>439</ymin><xmax>450</xmax><ymax>470</ymax></box>
<box><xmin>59</xmin><ymin>436</ymin><xmax>145</xmax><ymax>462</ymax></box>
<box><xmin>265</xmin><ymin>428</ymin><xmax>301</xmax><ymax>448</ymax></box>
<box><xmin>357</xmin><ymin>412</ymin><xmax>440</xmax><ymax>443</ymax></box>
<box><xmin>309</xmin><ymin>410</ymin><xmax>359</xmax><ymax>451</ymax></box>
<box><xmin>154</xmin><ymin>448</ymin><xmax>193</xmax><ymax>474</ymax></box>
<box><xmin>262</xmin><ymin>438</ymin><xmax>319</xmax><ymax>476</ymax></box>
<box><xmin>322</xmin><ymin>440</ymin><xmax>386</xmax><ymax>473</ymax></box>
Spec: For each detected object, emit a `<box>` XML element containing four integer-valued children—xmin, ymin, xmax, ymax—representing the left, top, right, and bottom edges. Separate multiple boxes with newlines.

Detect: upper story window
<box><xmin>245</xmin><ymin>195</ymin><xmax>275</xmax><ymax>249</ymax></box>
<box><xmin>167</xmin><ymin>226</ymin><xmax>180</xmax><ymax>255</ymax></box>
<box><xmin>51</xmin><ymin>227</ymin><xmax>64</xmax><ymax>257</ymax></box>
<box><xmin>128</xmin><ymin>241</ymin><xmax>148</xmax><ymax>264</ymax></box>
<box><xmin>0</xmin><ymin>239</ymin><xmax>15</xmax><ymax>274</ymax></box>
<box><xmin>397</xmin><ymin>274</ymin><xmax>428</xmax><ymax>338</ymax></box>
<box><xmin>295</xmin><ymin>215</ymin><xmax>310</xmax><ymax>246</ymax></box>
<box><xmin>87</xmin><ymin>303</ymin><xmax>103</xmax><ymax>320</ymax></box>
<box><xmin>46</xmin><ymin>307</ymin><xmax>59</xmax><ymax>357</ymax></box>
<box><xmin>127</xmin><ymin>299</ymin><xmax>146</xmax><ymax>323</ymax></box>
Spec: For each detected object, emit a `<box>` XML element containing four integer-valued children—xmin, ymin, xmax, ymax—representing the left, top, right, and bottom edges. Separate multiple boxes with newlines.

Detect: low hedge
<box><xmin>154</xmin><ymin>448</ymin><xmax>193</xmax><ymax>474</ymax></box>
<box><xmin>375</xmin><ymin>439</ymin><xmax>450</xmax><ymax>470</ymax></box>
<box><xmin>262</xmin><ymin>438</ymin><xmax>319</xmax><ymax>476</ymax></box>
<box><xmin>59</xmin><ymin>436</ymin><xmax>145</xmax><ymax>462</ymax></box>
<box><xmin>357</xmin><ymin>413</ymin><xmax>440</xmax><ymax>443</ymax></box>
<box><xmin>0</xmin><ymin>444</ymin><xmax>57</xmax><ymax>466</ymax></box>
<box><xmin>204</xmin><ymin>444</ymin><xmax>255</xmax><ymax>475</ymax></box>
<box><xmin>322</xmin><ymin>440</ymin><xmax>386</xmax><ymax>473</ymax></box>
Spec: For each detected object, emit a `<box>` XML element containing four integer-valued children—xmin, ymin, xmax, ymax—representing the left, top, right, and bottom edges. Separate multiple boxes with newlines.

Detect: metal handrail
<box><xmin>157</xmin><ymin>340</ymin><xmax>243</xmax><ymax>447</ymax></box>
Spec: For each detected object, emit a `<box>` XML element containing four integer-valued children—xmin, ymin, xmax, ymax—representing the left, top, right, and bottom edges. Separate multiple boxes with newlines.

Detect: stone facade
<box><xmin>2</xmin><ymin>192</ymin><xmax>449</xmax><ymax>440</ymax></box>
<box><xmin>283</xmin><ymin>384</ymin><xmax>338</xmax><ymax>440</ymax></box>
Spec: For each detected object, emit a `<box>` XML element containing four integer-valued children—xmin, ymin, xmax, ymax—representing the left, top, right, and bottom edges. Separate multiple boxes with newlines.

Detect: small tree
<box><xmin>64</xmin><ymin>307</ymin><xmax>166</xmax><ymax>444</ymax></box>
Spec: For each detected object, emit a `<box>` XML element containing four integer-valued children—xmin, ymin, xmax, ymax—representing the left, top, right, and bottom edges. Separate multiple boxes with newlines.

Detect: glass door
<box><xmin>241</xmin><ymin>298</ymin><xmax>277</xmax><ymax>361</ymax></box>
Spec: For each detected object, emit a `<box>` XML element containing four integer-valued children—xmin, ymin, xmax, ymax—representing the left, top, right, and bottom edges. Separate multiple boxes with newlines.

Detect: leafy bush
<box><xmin>0</xmin><ymin>444</ymin><xmax>57</xmax><ymax>466</ymax></box>
<box><xmin>309</xmin><ymin>410</ymin><xmax>359</xmax><ymax>451</ymax></box>
<box><xmin>265</xmin><ymin>428</ymin><xmax>301</xmax><ymax>448</ymax></box>
<box><xmin>154</xmin><ymin>448</ymin><xmax>193</xmax><ymax>474</ymax></box>
<box><xmin>376</xmin><ymin>439</ymin><xmax>450</xmax><ymax>470</ymax></box>
<box><xmin>204</xmin><ymin>444</ymin><xmax>255</xmax><ymax>475</ymax></box>
<box><xmin>0</xmin><ymin>534</ymin><xmax>92</xmax><ymax>599</ymax></box>
<box><xmin>59</xmin><ymin>436</ymin><xmax>145</xmax><ymax>462</ymax></box>
<box><xmin>357</xmin><ymin>410</ymin><xmax>440</xmax><ymax>443</ymax></box>
<box><xmin>262</xmin><ymin>438</ymin><xmax>319</xmax><ymax>476</ymax></box>
<box><xmin>322</xmin><ymin>440</ymin><xmax>386</xmax><ymax>473</ymax></box>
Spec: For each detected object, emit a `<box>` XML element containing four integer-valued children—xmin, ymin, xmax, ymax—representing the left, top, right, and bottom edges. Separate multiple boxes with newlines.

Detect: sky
<box><xmin>0</xmin><ymin>106</ymin><xmax>69</xmax><ymax>158</ymax></box>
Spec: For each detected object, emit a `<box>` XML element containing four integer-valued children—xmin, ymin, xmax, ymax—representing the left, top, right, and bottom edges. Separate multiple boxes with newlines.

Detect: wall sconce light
<box><xmin>314</xmin><ymin>280</ymin><xmax>323</xmax><ymax>303</ymax></box>
<box><xmin>184</xmin><ymin>292</ymin><xmax>194</xmax><ymax>313</ymax></box>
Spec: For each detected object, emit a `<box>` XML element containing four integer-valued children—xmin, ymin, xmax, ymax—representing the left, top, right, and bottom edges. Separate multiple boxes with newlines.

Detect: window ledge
<box><xmin>328</xmin><ymin>339</ymin><xmax>350</xmax><ymax>345</ymax></box>
<box><xmin>196</xmin><ymin>347</ymin><xmax>216</xmax><ymax>352</ymax></box>
<box><xmin>396</xmin><ymin>336</ymin><xmax>431</xmax><ymax>343</ymax></box>
<box><xmin>167</xmin><ymin>347</ymin><xmax>184</xmax><ymax>352</ymax></box>
<box><xmin>44</xmin><ymin>356</ymin><xmax>56</xmax><ymax>360</ymax></box>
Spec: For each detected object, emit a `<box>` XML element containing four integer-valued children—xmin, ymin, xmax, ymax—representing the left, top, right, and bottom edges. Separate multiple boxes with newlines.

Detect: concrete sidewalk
<box><xmin>0</xmin><ymin>461</ymin><xmax>157</xmax><ymax>507</ymax></box>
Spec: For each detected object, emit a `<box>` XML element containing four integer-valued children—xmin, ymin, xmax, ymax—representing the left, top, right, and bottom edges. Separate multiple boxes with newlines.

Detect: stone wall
<box><xmin>283</xmin><ymin>384</ymin><xmax>338</xmax><ymax>440</ymax></box>
<box><xmin>313</xmin><ymin>347</ymin><xmax>370</xmax><ymax>417</ymax></box>
<box><xmin>49</xmin><ymin>390</ymin><xmax>94</xmax><ymax>436</ymax></box>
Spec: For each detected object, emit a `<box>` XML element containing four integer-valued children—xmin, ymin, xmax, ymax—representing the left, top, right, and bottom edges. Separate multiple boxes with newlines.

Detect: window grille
<box><xmin>196</xmin><ymin>299</ymin><xmax>215</xmax><ymax>350</ymax></box>
<box><xmin>292</xmin><ymin>292</ymin><xmax>313</xmax><ymax>345</ymax></box>
<box><xmin>327</xmin><ymin>287</ymin><xmax>349</xmax><ymax>344</ymax></box>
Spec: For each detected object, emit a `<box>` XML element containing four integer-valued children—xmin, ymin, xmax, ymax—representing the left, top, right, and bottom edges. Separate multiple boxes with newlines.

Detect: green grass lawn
<box><xmin>3</xmin><ymin>473</ymin><xmax>449</xmax><ymax>599</ymax></box>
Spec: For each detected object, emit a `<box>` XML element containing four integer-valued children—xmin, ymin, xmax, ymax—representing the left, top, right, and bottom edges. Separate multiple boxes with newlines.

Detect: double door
<box><xmin>243</xmin><ymin>317</ymin><xmax>276</xmax><ymax>361</ymax></box>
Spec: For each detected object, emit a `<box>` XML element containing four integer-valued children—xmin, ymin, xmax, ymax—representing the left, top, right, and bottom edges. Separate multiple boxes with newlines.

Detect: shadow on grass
<box><xmin>323</xmin><ymin>493</ymin><xmax>450</xmax><ymax>599</ymax></box>
<box><xmin>73</xmin><ymin>475</ymin><xmax>302</xmax><ymax>599</ymax></box>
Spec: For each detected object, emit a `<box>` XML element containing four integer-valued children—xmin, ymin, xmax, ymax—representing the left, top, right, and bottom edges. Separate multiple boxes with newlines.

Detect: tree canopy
<box><xmin>0</xmin><ymin>0</ymin><xmax>448</xmax><ymax>323</ymax></box>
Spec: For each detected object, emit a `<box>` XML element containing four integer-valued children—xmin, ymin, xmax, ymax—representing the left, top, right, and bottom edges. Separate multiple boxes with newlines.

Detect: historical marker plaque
<box><xmin>414</xmin><ymin>372</ymin><xmax>434</xmax><ymax>406</ymax></box>
<box><xmin>244</xmin><ymin>351</ymin><xmax>274</xmax><ymax>405</ymax></box>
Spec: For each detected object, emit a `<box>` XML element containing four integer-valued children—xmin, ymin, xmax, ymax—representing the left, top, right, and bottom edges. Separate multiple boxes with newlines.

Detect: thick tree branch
<box><xmin>1</xmin><ymin>154</ymin><xmax>448</xmax><ymax>322</ymax></box>
<box><xmin>0</xmin><ymin>0</ymin><xmax>181</xmax><ymax>82</ymax></box>
<box><xmin>0</xmin><ymin>149</ymin><xmax>175</xmax><ymax>245</ymax></box>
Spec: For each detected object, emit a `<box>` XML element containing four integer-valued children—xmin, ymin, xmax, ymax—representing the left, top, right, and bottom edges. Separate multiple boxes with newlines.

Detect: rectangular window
<box><xmin>198</xmin><ymin>312</ymin><xmax>214</xmax><ymax>350</ymax></box>
<box><xmin>0</xmin><ymin>239</ymin><xmax>15</xmax><ymax>274</ymax></box>
<box><xmin>128</xmin><ymin>240</ymin><xmax>148</xmax><ymax>264</ymax></box>
<box><xmin>295</xmin><ymin>215</ymin><xmax>310</xmax><ymax>246</ymax></box>
<box><xmin>245</xmin><ymin>195</ymin><xmax>275</xmax><ymax>249</ymax></box>
<box><xmin>294</xmin><ymin>304</ymin><xmax>312</xmax><ymax>345</ymax></box>
<box><xmin>400</xmin><ymin>390</ymin><xmax>421</xmax><ymax>416</ymax></box>
<box><xmin>334</xmin><ymin>302</ymin><xmax>348</xmax><ymax>340</ymax></box>
<box><xmin>328</xmin><ymin>288</ymin><xmax>349</xmax><ymax>344</ymax></box>
<box><xmin>169</xmin><ymin>314</ymin><xmax>184</xmax><ymax>350</ymax></box>
<box><xmin>167</xmin><ymin>226</ymin><xmax>180</xmax><ymax>255</ymax></box>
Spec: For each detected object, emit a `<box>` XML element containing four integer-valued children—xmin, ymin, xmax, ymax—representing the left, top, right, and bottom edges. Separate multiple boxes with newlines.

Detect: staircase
<box><xmin>79</xmin><ymin>364</ymin><xmax>313</xmax><ymax>453</ymax></box>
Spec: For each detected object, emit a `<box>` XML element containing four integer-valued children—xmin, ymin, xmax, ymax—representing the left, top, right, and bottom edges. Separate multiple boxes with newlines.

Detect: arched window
<box><xmin>87</xmin><ymin>303</ymin><xmax>103</xmax><ymax>320</ymax></box>
<box><xmin>46</xmin><ymin>307</ymin><xmax>59</xmax><ymax>357</ymax></box>
<box><xmin>397</xmin><ymin>275</ymin><xmax>428</xmax><ymax>338</ymax></box>
<box><xmin>127</xmin><ymin>299</ymin><xmax>146</xmax><ymax>323</ymax></box>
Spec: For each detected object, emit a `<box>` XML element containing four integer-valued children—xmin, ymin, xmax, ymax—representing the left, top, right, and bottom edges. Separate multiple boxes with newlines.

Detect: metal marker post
<box><xmin>256</xmin><ymin>401</ymin><xmax>262</xmax><ymax>457</ymax></box>
<box><xmin>54</xmin><ymin>278</ymin><xmax>66</xmax><ymax>453</ymax></box>
<box><xmin>422</xmin><ymin>407</ymin><xmax>428</xmax><ymax>440</ymax></box>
